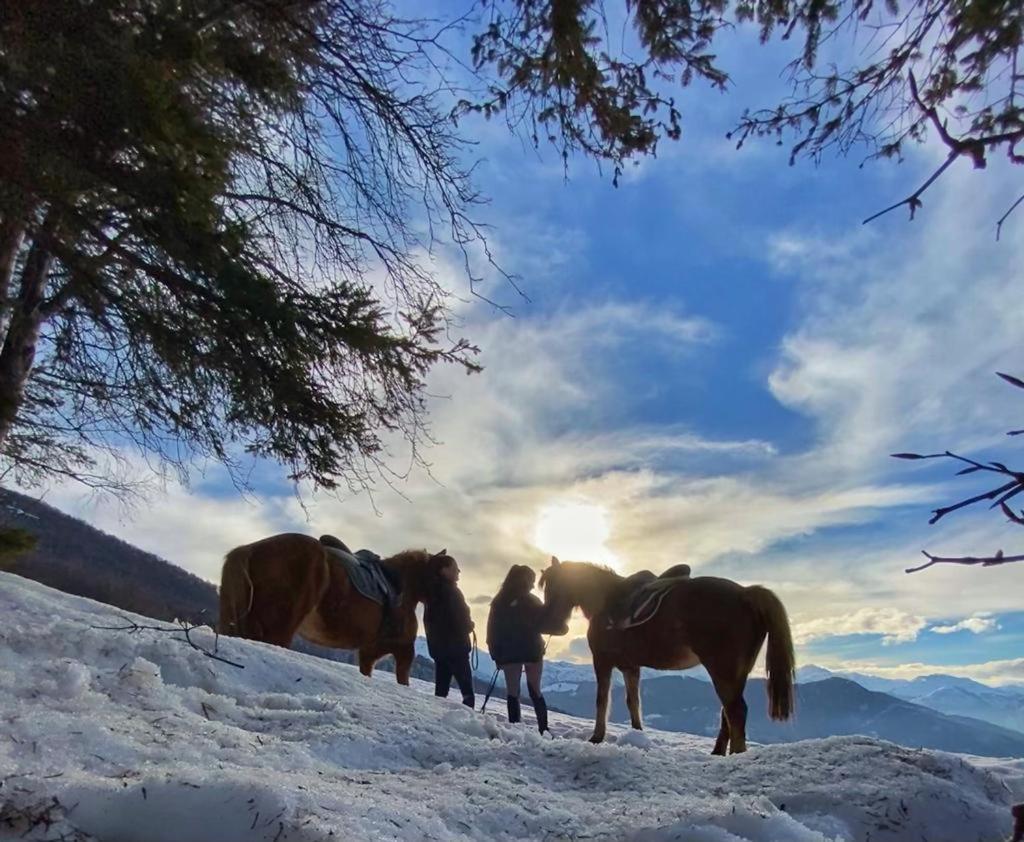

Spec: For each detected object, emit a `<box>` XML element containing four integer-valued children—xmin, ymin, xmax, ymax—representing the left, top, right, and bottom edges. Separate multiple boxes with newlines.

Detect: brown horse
<box><xmin>539</xmin><ymin>556</ymin><xmax>795</xmax><ymax>754</ymax></box>
<box><xmin>219</xmin><ymin>533</ymin><xmax>449</xmax><ymax>684</ymax></box>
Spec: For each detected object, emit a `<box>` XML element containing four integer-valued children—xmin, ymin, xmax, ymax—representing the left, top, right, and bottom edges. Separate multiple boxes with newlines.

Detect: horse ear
<box><xmin>550</xmin><ymin>556</ymin><xmax>560</xmax><ymax>566</ymax></box>
<box><xmin>436</xmin><ymin>548</ymin><xmax>448</xmax><ymax>557</ymax></box>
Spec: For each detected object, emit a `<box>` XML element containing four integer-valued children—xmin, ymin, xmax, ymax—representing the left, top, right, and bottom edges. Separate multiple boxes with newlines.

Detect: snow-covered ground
<box><xmin>0</xmin><ymin>572</ymin><xmax>1018</xmax><ymax>842</ymax></box>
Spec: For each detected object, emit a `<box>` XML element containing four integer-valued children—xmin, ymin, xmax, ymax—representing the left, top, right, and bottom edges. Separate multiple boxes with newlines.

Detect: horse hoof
<box><xmin>588</xmin><ymin>735</ymin><xmax>604</xmax><ymax>744</ymax></box>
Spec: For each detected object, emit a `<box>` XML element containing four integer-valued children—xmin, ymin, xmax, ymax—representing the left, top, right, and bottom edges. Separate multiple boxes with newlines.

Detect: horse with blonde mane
<box><xmin>539</xmin><ymin>556</ymin><xmax>795</xmax><ymax>754</ymax></box>
<box><xmin>219</xmin><ymin>533</ymin><xmax>451</xmax><ymax>683</ymax></box>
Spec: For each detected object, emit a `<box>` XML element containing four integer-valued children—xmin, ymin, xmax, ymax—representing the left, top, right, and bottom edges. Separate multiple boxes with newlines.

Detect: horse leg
<box><xmin>713</xmin><ymin>678</ymin><xmax>749</xmax><ymax>754</ymax></box>
<box><xmin>711</xmin><ymin>709</ymin><xmax>730</xmax><ymax>756</ymax></box>
<box><xmin>707</xmin><ymin>662</ymin><xmax>749</xmax><ymax>755</ymax></box>
<box><xmin>393</xmin><ymin>642</ymin><xmax>414</xmax><ymax>686</ymax></box>
<box><xmin>358</xmin><ymin>647</ymin><xmax>379</xmax><ymax>678</ymax></box>
<box><xmin>623</xmin><ymin>666</ymin><xmax>643</xmax><ymax>730</ymax></box>
<box><xmin>725</xmin><ymin>689</ymin><xmax>748</xmax><ymax>754</ymax></box>
<box><xmin>253</xmin><ymin>601</ymin><xmax>304</xmax><ymax>648</ymax></box>
<box><xmin>589</xmin><ymin>656</ymin><xmax>614</xmax><ymax>744</ymax></box>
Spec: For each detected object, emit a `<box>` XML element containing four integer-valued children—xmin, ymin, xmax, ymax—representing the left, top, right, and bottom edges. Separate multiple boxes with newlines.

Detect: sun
<box><xmin>531</xmin><ymin>499</ymin><xmax>622</xmax><ymax>570</ymax></box>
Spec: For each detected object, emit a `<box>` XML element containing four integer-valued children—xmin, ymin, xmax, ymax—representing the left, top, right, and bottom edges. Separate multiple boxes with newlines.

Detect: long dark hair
<box><xmin>492</xmin><ymin>564</ymin><xmax>536</xmax><ymax>605</ymax></box>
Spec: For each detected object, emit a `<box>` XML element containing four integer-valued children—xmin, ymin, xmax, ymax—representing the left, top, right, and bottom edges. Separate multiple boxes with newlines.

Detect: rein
<box><xmin>480</xmin><ymin>667</ymin><xmax>500</xmax><ymax>713</ymax></box>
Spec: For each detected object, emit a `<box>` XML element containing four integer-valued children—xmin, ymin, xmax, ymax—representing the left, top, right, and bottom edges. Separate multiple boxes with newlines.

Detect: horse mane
<box><xmin>545</xmin><ymin>560</ymin><xmax>623</xmax><ymax>617</ymax></box>
<box><xmin>381</xmin><ymin>548</ymin><xmax>443</xmax><ymax>597</ymax></box>
<box><xmin>383</xmin><ymin>548</ymin><xmax>432</xmax><ymax>568</ymax></box>
<box><xmin>563</xmin><ymin>561</ymin><xmax>622</xmax><ymax>588</ymax></box>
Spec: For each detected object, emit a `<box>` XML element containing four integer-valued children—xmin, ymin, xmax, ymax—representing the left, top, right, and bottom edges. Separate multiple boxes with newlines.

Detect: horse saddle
<box><xmin>320</xmin><ymin>536</ymin><xmax>399</xmax><ymax>606</ymax></box>
<box><xmin>607</xmin><ymin>563</ymin><xmax>692</xmax><ymax>630</ymax></box>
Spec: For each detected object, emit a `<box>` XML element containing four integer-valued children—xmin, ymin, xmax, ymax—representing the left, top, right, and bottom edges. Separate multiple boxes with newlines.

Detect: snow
<box><xmin>0</xmin><ymin>572</ymin><xmax>1018</xmax><ymax>842</ymax></box>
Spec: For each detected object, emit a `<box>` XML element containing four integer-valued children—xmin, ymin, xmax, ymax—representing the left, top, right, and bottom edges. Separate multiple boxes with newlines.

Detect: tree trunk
<box><xmin>0</xmin><ymin>219</ymin><xmax>26</xmax><ymax>348</ymax></box>
<box><xmin>0</xmin><ymin>229</ymin><xmax>54</xmax><ymax>453</ymax></box>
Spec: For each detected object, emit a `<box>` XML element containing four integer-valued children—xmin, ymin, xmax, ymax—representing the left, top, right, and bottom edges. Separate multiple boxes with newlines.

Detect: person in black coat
<box><xmin>486</xmin><ymin>564</ymin><xmax>553</xmax><ymax>734</ymax></box>
<box><xmin>423</xmin><ymin>552</ymin><xmax>475</xmax><ymax>708</ymax></box>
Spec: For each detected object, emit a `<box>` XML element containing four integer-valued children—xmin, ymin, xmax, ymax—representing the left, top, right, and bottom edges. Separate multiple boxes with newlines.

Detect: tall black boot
<box><xmin>529</xmin><ymin>688</ymin><xmax>549</xmax><ymax>734</ymax></box>
<box><xmin>506</xmin><ymin>696</ymin><xmax>521</xmax><ymax>724</ymax></box>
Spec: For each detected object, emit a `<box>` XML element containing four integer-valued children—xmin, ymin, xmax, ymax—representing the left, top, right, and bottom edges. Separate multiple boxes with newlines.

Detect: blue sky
<box><xmin>32</xmin><ymin>11</ymin><xmax>1024</xmax><ymax>684</ymax></box>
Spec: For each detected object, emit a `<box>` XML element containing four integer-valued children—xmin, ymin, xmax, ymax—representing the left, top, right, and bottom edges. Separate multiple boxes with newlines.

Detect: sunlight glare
<box><xmin>532</xmin><ymin>500</ymin><xmax>621</xmax><ymax>570</ymax></box>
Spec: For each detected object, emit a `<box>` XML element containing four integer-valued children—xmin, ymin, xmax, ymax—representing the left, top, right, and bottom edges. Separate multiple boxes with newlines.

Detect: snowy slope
<box><xmin>0</xmin><ymin>573</ymin><xmax>1017</xmax><ymax>842</ymax></box>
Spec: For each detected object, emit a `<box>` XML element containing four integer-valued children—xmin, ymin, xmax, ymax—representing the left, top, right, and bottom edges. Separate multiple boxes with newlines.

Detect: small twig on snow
<box><xmin>92</xmin><ymin>616</ymin><xmax>244</xmax><ymax>669</ymax></box>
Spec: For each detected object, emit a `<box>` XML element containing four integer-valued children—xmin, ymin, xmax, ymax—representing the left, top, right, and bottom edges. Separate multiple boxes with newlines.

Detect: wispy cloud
<box><xmin>794</xmin><ymin>607</ymin><xmax>929</xmax><ymax>645</ymax></box>
<box><xmin>931</xmin><ymin>613</ymin><xmax>1000</xmax><ymax>635</ymax></box>
<box><xmin>767</xmin><ymin>162</ymin><xmax>1024</xmax><ymax>476</ymax></box>
<box><xmin>821</xmin><ymin>656</ymin><xmax>1024</xmax><ymax>687</ymax></box>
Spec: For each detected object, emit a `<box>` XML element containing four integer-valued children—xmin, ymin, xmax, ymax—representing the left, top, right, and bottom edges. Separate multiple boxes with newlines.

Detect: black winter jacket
<box><xmin>486</xmin><ymin>592</ymin><xmax>547</xmax><ymax>665</ymax></box>
<box><xmin>424</xmin><ymin>582</ymin><xmax>475</xmax><ymax>659</ymax></box>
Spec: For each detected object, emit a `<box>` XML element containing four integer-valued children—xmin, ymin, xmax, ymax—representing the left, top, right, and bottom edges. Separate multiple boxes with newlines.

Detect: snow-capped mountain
<box><xmin>912</xmin><ymin>684</ymin><xmax>1024</xmax><ymax>734</ymax></box>
<box><xmin>797</xmin><ymin>664</ymin><xmax>1024</xmax><ymax>733</ymax></box>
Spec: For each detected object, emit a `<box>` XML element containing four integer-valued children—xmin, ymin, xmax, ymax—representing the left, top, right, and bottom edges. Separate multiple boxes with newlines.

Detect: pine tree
<box><xmin>0</xmin><ymin>0</ymin><xmax>482</xmax><ymax>492</ymax></box>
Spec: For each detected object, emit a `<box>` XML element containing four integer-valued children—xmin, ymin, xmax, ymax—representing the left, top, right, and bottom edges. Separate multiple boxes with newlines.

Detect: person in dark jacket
<box><xmin>423</xmin><ymin>552</ymin><xmax>475</xmax><ymax>708</ymax></box>
<box><xmin>486</xmin><ymin>564</ymin><xmax>552</xmax><ymax>734</ymax></box>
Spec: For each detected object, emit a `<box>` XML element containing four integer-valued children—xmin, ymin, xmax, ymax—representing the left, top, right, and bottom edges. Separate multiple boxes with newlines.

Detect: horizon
<box><xmin>11</xmin><ymin>10</ymin><xmax>1024</xmax><ymax>688</ymax></box>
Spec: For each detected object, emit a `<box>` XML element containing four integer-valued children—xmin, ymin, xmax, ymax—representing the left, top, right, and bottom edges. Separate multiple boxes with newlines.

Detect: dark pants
<box><xmin>434</xmin><ymin>652</ymin><xmax>475</xmax><ymax>707</ymax></box>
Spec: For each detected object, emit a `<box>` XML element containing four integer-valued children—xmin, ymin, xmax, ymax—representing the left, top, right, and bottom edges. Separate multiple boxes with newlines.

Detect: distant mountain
<box><xmin>913</xmin><ymin>685</ymin><xmax>1024</xmax><ymax>734</ymax></box>
<box><xmin>798</xmin><ymin>663</ymin><xmax>1024</xmax><ymax>734</ymax></box>
<box><xmin>545</xmin><ymin>674</ymin><xmax>1024</xmax><ymax>756</ymax></box>
<box><xmin>538</xmin><ymin>660</ymin><xmax>604</xmax><ymax>691</ymax></box>
<box><xmin>795</xmin><ymin>664</ymin><xmax>835</xmax><ymax>683</ymax></box>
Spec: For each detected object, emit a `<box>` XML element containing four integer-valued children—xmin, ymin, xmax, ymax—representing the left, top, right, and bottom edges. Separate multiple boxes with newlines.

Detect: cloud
<box><xmin>793</xmin><ymin>607</ymin><xmax>929</xmax><ymax>645</ymax></box>
<box><xmin>931</xmin><ymin>613</ymin><xmax>999</xmax><ymax>635</ymax></box>
<box><xmin>821</xmin><ymin>656</ymin><xmax>1024</xmax><ymax>687</ymax></box>
<box><xmin>766</xmin><ymin>160</ymin><xmax>1024</xmax><ymax>476</ymax></box>
<box><xmin>765</xmin><ymin>229</ymin><xmax>872</xmax><ymax>274</ymax></box>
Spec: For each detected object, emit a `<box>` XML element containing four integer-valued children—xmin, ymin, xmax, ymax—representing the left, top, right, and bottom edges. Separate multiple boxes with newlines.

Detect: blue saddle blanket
<box><xmin>323</xmin><ymin>546</ymin><xmax>397</xmax><ymax>606</ymax></box>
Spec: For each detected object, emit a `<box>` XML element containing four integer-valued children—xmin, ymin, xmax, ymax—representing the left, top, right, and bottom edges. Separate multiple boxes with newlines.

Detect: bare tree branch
<box><xmin>896</xmin><ymin>371</ymin><xmax>1024</xmax><ymax>573</ymax></box>
<box><xmin>905</xmin><ymin>549</ymin><xmax>1024</xmax><ymax>574</ymax></box>
<box><xmin>996</xmin><ymin>193</ymin><xmax>1024</xmax><ymax>241</ymax></box>
<box><xmin>862</xmin><ymin>150</ymin><xmax>959</xmax><ymax>224</ymax></box>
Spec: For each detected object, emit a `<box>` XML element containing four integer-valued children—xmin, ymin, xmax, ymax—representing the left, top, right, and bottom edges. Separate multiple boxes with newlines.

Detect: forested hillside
<box><xmin>0</xmin><ymin>489</ymin><xmax>218</xmax><ymax>623</ymax></box>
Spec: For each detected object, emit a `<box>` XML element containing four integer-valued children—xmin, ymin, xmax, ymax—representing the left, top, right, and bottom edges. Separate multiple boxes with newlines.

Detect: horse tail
<box><xmin>219</xmin><ymin>546</ymin><xmax>255</xmax><ymax>637</ymax></box>
<box><xmin>746</xmin><ymin>585</ymin><xmax>795</xmax><ymax>721</ymax></box>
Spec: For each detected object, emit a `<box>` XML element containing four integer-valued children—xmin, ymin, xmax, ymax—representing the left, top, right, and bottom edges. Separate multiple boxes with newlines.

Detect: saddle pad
<box><xmin>617</xmin><ymin>579</ymin><xmax>679</xmax><ymax>630</ymax></box>
<box><xmin>323</xmin><ymin>546</ymin><xmax>395</xmax><ymax>605</ymax></box>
